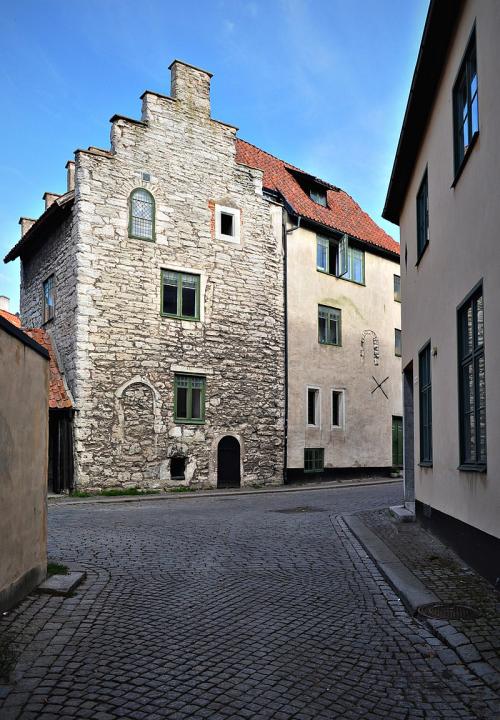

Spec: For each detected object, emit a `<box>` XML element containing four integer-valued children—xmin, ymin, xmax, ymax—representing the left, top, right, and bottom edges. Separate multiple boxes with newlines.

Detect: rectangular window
<box><xmin>43</xmin><ymin>275</ymin><xmax>55</xmax><ymax>323</ymax></box>
<box><xmin>318</xmin><ymin>305</ymin><xmax>341</xmax><ymax>346</ymax></box>
<box><xmin>304</xmin><ymin>448</ymin><xmax>324</xmax><ymax>473</ymax></box>
<box><xmin>316</xmin><ymin>236</ymin><xmax>364</xmax><ymax>284</ymax></box>
<box><xmin>161</xmin><ymin>270</ymin><xmax>200</xmax><ymax>320</ymax></box>
<box><xmin>419</xmin><ymin>343</ymin><xmax>432</xmax><ymax>464</ymax></box>
<box><xmin>395</xmin><ymin>329</ymin><xmax>402</xmax><ymax>357</ymax></box>
<box><xmin>394</xmin><ymin>275</ymin><xmax>401</xmax><ymax>302</ymax></box>
<box><xmin>331</xmin><ymin>390</ymin><xmax>344</xmax><ymax>429</ymax></box>
<box><xmin>307</xmin><ymin>388</ymin><xmax>319</xmax><ymax>426</ymax></box>
<box><xmin>458</xmin><ymin>285</ymin><xmax>486</xmax><ymax>467</ymax></box>
<box><xmin>174</xmin><ymin>374</ymin><xmax>206</xmax><ymax>423</ymax></box>
<box><xmin>310</xmin><ymin>188</ymin><xmax>327</xmax><ymax>207</ymax></box>
<box><xmin>453</xmin><ymin>29</ymin><xmax>478</xmax><ymax>174</ymax></box>
<box><xmin>416</xmin><ymin>170</ymin><xmax>429</xmax><ymax>259</ymax></box>
<box><xmin>215</xmin><ymin>204</ymin><xmax>240</xmax><ymax>243</ymax></box>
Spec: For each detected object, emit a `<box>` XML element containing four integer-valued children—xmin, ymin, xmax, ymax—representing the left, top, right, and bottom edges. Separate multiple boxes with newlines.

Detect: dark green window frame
<box><xmin>419</xmin><ymin>342</ymin><xmax>433</xmax><ymax>465</ymax></box>
<box><xmin>304</xmin><ymin>448</ymin><xmax>324</xmax><ymax>473</ymax></box>
<box><xmin>161</xmin><ymin>270</ymin><xmax>200</xmax><ymax>321</ymax></box>
<box><xmin>129</xmin><ymin>188</ymin><xmax>155</xmax><ymax>241</ymax></box>
<box><xmin>416</xmin><ymin>170</ymin><xmax>429</xmax><ymax>261</ymax></box>
<box><xmin>458</xmin><ymin>284</ymin><xmax>486</xmax><ymax>469</ymax></box>
<box><xmin>453</xmin><ymin>27</ymin><xmax>478</xmax><ymax>178</ymax></box>
<box><xmin>318</xmin><ymin>305</ymin><xmax>341</xmax><ymax>346</ymax></box>
<box><xmin>174</xmin><ymin>374</ymin><xmax>206</xmax><ymax>424</ymax></box>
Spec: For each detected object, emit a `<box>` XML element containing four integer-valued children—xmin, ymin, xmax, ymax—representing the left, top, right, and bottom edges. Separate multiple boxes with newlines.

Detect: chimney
<box><xmin>66</xmin><ymin>160</ymin><xmax>75</xmax><ymax>191</ymax></box>
<box><xmin>169</xmin><ymin>60</ymin><xmax>212</xmax><ymax>117</ymax></box>
<box><xmin>19</xmin><ymin>217</ymin><xmax>36</xmax><ymax>237</ymax></box>
<box><xmin>43</xmin><ymin>192</ymin><xmax>61</xmax><ymax>210</ymax></box>
<box><xmin>0</xmin><ymin>296</ymin><xmax>9</xmax><ymax>312</ymax></box>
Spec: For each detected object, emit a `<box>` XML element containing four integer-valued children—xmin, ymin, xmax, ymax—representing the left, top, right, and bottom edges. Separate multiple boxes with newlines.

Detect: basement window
<box><xmin>215</xmin><ymin>204</ymin><xmax>240</xmax><ymax>243</ymax></box>
<box><xmin>304</xmin><ymin>448</ymin><xmax>324</xmax><ymax>473</ymax></box>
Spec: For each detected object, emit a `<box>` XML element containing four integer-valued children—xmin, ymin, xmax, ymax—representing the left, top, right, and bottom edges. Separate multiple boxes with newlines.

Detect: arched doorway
<box><xmin>217</xmin><ymin>436</ymin><xmax>241</xmax><ymax>489</ymax></box>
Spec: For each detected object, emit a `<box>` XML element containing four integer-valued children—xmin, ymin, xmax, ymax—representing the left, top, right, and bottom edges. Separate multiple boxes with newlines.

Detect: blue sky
<box><xmin>0</xmin><ymin>0</ymin><xmax>428</xmax><ymax>312</ymax></box>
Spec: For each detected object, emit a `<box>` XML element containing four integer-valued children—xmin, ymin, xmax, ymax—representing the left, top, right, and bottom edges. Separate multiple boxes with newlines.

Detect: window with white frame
<box><xmin>331</xmin><ymin>389</ymin><xmax>344</xmax><ymax>429</ymax></box>
<box><xmin>307</xmin><ymin>387</ymin><xmax>320</xmax><ymax>426</ymax></box>
<box><xmin>215</xmin><ymin>204</ymin><xmax>240</xmax><ymax>243</ymax></box>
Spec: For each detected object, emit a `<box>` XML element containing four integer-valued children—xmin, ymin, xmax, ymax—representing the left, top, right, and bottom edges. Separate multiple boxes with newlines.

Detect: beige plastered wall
<box><xmin>0</xmin><ymin>327</ymin><xmax>48</xmax><ymax>610</ymax></box>
<box><xmin>287</xmin><ymin>224</ymin><xmax>402</xmax><ymax>470</ymax></box>
<box><xmin>399</xmin><ymin>0</ymin><xmax>500</xmax><ymax>538</ymax></box>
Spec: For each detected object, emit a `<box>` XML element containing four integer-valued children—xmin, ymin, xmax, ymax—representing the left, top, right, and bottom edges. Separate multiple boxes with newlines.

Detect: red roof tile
<box><xmin>236</xmin><ymin>139</ymin><xmax>400</xmax><ymax>256</ymax></box>
<box><xmin>0</xmin><ymin>309</ymin><xmax>21</xmax><ymax>327</ymax></box>
<box><xmin>22</xmin><ymin>328</ymin><xmax>73</xmax><ymax>410</ymax></box>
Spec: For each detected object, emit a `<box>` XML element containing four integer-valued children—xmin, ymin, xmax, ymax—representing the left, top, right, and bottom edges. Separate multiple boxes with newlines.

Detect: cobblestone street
<box><xmin>0</xmin><ymin>483</ymin><xmax>499</xmax><ymax>719</ymax></box>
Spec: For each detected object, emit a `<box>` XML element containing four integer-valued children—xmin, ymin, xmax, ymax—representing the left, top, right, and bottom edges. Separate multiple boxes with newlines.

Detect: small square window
<box><xmin>304</xmin><ymin>448</ymin><xmax>324</xmax><ymax>473</ymax></box>
<box><xmin>394</xmin><ymin>275</ymin><xmax>401</xmax><ymax>302</ymax></box>
<box><xmin>307</xmin><ymin>388</ymin><xmax>320</xmax><ymax>426</ymax></box>
<box><xmin>174</xmin><ymin>374</ymin><xmax>206</xmax><ymax>423</ymax></box>
<box><xmin>215</xmin><ymin>204</ymin><xmax>240</xmax><ymax>243</ymax></box>
<box><xmin>395</xmin><ymin>329</ymin><xmax>402</xmax><ymax>357</ymax></box>
<box><xmin>43</xmin><ymin>275</ymin><xmax>55</xmax><ymax>323</ymax></box>
<box><xmin>331</xmin><ymin>390</ymin><xmax>344</xmax><ymax>429</ymax></box>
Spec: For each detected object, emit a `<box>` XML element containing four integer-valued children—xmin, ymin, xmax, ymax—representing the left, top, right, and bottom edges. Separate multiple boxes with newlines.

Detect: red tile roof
<box><xmin>22</xmin><ymin>328</ymin><xmax>73</xmax><ymax>410</ymax></box>
<box><xmin>0</xmin><ymin>309</ymin><xmax>21</xmax><ymax>327</ymax></box>
<box><xmin>236</xmin><ymin>139</ymin><xmax>400</xmax><ymax>257</ymax></box>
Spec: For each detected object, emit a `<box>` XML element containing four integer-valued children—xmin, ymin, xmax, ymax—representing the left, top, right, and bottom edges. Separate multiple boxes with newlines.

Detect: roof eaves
<box><xmin>383</xmin><ymin>0</ymin><xmax>465</xmax><ymax>224</ymax></box>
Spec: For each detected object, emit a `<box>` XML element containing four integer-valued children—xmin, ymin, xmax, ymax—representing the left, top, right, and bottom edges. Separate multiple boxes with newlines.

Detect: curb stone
<box><xmin>342</xmin><ymin>513</ymin><xmax>500</xmax><ymax>691</ymax></box>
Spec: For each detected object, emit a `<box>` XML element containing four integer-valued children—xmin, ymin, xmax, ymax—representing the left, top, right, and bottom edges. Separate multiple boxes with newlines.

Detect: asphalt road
<box><xmin>0</xmin><ymin>483</ymin><xmax>497</xmax><ymax>719</ymax></box>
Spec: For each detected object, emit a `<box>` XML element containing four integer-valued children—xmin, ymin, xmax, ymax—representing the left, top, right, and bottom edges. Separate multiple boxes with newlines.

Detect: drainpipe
<box><xmin>282</xmin><ymin>214</ymin><xmax>301</xmax><ymax>484</ymax></box>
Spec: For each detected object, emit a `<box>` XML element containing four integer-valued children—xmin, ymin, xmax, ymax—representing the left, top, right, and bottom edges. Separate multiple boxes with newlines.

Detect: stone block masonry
<box><xmin>21</xmin><ymin>60</ymin><xmax>286</xmax><ymax>490</ymax></box>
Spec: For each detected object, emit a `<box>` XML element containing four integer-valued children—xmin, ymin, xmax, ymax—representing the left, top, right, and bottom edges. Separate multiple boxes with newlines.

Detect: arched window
<box><xmin>129</xmin><ymin>188</ymin><xmax>155</xmax><ymax>240</ymax></box>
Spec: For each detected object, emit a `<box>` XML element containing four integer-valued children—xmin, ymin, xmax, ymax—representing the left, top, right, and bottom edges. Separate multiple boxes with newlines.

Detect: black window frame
<box><xmin>452</xmin><ymin>27</ymin><xmax>479</xmax><ymax>181</ymax></box>
<box><xmin>457</xmin><ymin>283</ymin><xmax>486</xmax><ymax>470</ymax></box>
<box><xmin>416</xmin><ymin>169</ymin><xmax>429</xmax><ymax>262</ymax></box>
<box><xmin>419</xmin><ymin>342</ymin><xmax>433</xmax><ymax>465</ymax></box>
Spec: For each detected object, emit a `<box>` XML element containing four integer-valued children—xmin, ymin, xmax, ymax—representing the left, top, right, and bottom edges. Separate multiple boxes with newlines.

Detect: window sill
<box><xmin>319</xmin><ymin>341</ymin><xmax>342</xmax><ymax>348</ymax></box>
<box><xmin>174</xmin><ymin>419</ymin><xmax>206</xmax><ymax>425</ymax></box>
<box><xmin>458</xmin><ymin>463</ymin><xmax>486</xmax><ymax>473</ymax></box>
<box><xmin>418</xmin><ymin>461</ymin><xmax>433</xmax><ymax>468</ymax></box>
<box><xmin>304</xmin><ymin>468</ymin><xmax>324</xmax><ymax>474</ymax></box>
<box><xmin>129</xmin><ymin>234</ymin><xmax>155</xmax><ymax>243</ymax></box>
<box><xmin>451</xmin><ymin>131</ymin><xmax>479</xmax><ymax>188</ymax></box>
<box><xmin>415</xmin><ymin>241</ymin><xmax>429</xmax><ymax>267</ymax></box>
<box><xmin>317</xmin><ymin>269</ymin><xmax>365</xmax><ymax>286</ymax></box>
<box><xmin>161</xmin><ymin>313</ymin><xmax>200</xmax><ymax>322</ymax></box>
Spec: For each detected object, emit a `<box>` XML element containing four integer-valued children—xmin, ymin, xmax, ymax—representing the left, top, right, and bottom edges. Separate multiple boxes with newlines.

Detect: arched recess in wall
<box><xmin>114</xmin><ymin>376</ymin><xmax>163</xmax><ymax>454</ymax></box>
<box><xmin>360</xmin><ymin>329</ymin><xmax>380</xmax><ymax>366</ymax></box>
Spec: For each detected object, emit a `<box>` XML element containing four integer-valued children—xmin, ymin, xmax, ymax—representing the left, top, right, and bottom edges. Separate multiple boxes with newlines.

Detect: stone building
<box><xmin>238</xmin><ymin>144</ymin><xmax>402</xmax><ymax>479</ymax></box>
<box><xmin>5</xmin><ymin>61</ymin><xmax>285</xmax><ymax>490</ymax></box>
<box><xmin>383</xmin><ymin>0</ymin><xmax>500</xmax><ymax>574</ymax></box>
<box><xmin>5</xmin><ymin>59</ymin><xmax>401</xmax><ymax>490</ymax></box>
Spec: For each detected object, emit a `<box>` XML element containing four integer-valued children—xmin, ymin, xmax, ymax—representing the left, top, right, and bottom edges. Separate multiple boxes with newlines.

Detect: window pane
<box><xmin>395</xmin><ymin>329</ymin><xmax>402</xmax><ymax>357</ymax></box>
<box><xmin>328</xmin><ymin>315</ymin><xmax>338</xmax><ymax>345</ymax></box>
<box><xmin>176</xmin><ymin>387</ymin><xmax>188</xmax><ymax>419</ymax></box>
<box><xmin>332</xmin><ymin>392</ymin><xmax>341</xmax><ymax>426</ymax></box>
<box><xmin>475</xmin><ymin>293</ymin><xmax>484</xmax><ymax>347</ymax></box>
<box><xmin>163</xmin><ymin>272</ymin><xmax>178</xmax><ymax>315</ymax></box>
<box><xmin>394</xmin><ymin>275</ymin><xmax>401</xmax><ymax>302</ymax></box>
<box><xmin>182</xmin><ymin>286</ymin><xmax>197</xmax><ymax>317</ymax></box>
<box><xmin>461</xmin><ymin>305</ymin><xmax>473</xmax><ymax>358</ymax></box>
<box><xmin>307</xmin><ymin>389</ymin><xmax>317</xmax><ymax>425</ymax></box>
<box><xmin>220</xmin><ymin>212</ymin><xmax>234</xmax><ymax>236</ymax></box>
<box><xmin>131</xmin><ymin>189</ymin><xmax>154</xmax><ymax>239</ymax></box>
<box><xmin>318</xmin><ymin>314</ymin><xmax>327</xmax><ymax>344</ymax></box>
<box><xmin>191</xmin><ymin>389</ymin><xmax>202</xmax><ymax>419</ymax></box>
<box><xmin>328</xmin><ymin>241</ymin><xmax>338</xmax><ymax>275</ymax></box>
<box><xmin>317</xmin><ymin>237</ymin><xmax>328</xmax><ymax>271</ymax></box>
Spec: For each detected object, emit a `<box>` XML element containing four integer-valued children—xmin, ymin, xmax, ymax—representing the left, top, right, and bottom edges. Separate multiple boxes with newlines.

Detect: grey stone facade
<box><xmin>20</xmin><ymin>61</ymin><xmax>285</xmax><ymax>490</ymax></box>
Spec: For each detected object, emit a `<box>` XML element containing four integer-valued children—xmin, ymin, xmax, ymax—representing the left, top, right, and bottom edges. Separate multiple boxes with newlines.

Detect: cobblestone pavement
<box><xmin>1</xmin><ymin>483</ymin><xmax>499</xmax><ymax>719</ymax></box>
<box><xmin>358</xmin><ymin>508</ymin><xmax>500</xmax><ymax>689</ymax></box>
